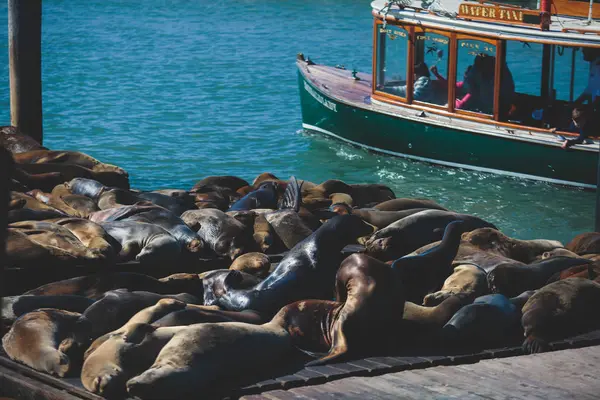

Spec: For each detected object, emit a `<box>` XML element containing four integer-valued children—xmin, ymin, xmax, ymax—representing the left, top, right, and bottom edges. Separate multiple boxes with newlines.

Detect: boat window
<box><xmin>553</xmin><ymin>46</ymin><xmax>593</xmax><ymax>103</ymax></box>
<box><xmin>502</xmin><ymin>41</ymin><xmax>543</xmax><ymax>125</ymax></box>
<box><xmin>414</xmin><ymin>30</ymin><xmax>450</xmax><ymax>107</ymax></box>
<box><xmin>455</xmin><ymin>39</ymin><xmax>497</xmax><ymax>115</ymax></box>
<box><xmin>376</xmin><ymin>25</ymin><xmax>409</xmax><ymax>98</ymax></box>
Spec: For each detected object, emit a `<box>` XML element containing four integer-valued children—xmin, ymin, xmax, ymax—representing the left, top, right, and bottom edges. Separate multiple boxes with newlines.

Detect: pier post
<box><xmin>8</xmin><ymin>0</ymin><xmax>43</xmax><ymax>144</ymax></box>
<box><xmin>0</xmin><ymin>149</ymin><xmax>11</xmax><ymax>322</ymax></box>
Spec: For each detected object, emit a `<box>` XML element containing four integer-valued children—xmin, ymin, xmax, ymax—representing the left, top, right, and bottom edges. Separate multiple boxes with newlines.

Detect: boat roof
<box><xmin>371</xmin><ymin>0</ymin><xmax>600</xmax><ymax>45</ymax></box>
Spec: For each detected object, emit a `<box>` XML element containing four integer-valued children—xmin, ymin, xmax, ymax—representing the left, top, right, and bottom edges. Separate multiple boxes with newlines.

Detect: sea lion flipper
<box><xmin>305</xmin><ymin>320</ymin><xmax>349</xmax><ymax>367</ymax></box>
<box><xmin>278</xmin><ymin>176</ymin><xmax>302</xmax><ymax>212</ymax></box>
<box><xmin>522</xmin><ymin>335</ymin><xmax>549</xmax><ymax>354</ymax></box>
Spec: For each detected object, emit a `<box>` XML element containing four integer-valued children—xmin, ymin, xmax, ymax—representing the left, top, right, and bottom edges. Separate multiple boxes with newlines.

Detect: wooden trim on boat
<box><xmin>370</xmin><ymin>92</ymin><xmax>580</xmax><ymax>137</ymax></box>
<box><xmin>449</xmin><ymin>32</ymin><xmax>457</xmax><ymax>113</ymax></box>
<box><xmin>371</xmin><ymin>11</ymin><xmax>600</xmax><ymax>48</ymax></box>
<box><xmin>493</xmin><ymin>39</ymin><xmax>503</xmax><ymax>120</ymax></box>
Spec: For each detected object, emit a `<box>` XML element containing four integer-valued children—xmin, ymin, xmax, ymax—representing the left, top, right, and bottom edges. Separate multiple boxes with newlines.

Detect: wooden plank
<box><xmin>0</xmin><ymin>363</ymin><xmax>81</xmax><ymax>400</ymax></box>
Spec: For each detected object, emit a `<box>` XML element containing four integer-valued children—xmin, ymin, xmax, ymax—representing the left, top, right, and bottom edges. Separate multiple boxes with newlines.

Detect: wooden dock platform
<box><xmin>243</xmin><ymin>345</ymin><xmax>600</xmax><ymax>400</ymax></box>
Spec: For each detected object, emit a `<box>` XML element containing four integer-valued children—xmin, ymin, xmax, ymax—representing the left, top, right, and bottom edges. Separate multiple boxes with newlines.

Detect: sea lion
<box><xmin>9</xmin><ymin>191</ymin><xmax>61</xmax><ymax>212</ymax></box>
<box><xmin>1</xmin><ymin>295</ymin><xmax>94</xmax><ymax>328</ymax></box>
<box><xmin>50</xmin><ymin>184</ymin><xmax>99</xmax><ymax>217</ymax></box>
<box><xmin>81</xmin><ymin>300</ymin><xmax>190</xmax><ymax>397</ymax></box>
<box><xmin>540</xmin><ymin>248</ymin><xmax>583</xmax><ymax>260</ymax></box>
<box><xmin>199</xmin><ymin>269</ymin><xmax>261</xmax><ymax>306</ymax></box>
<box><xmin>191</xmin><ymin>175</ymin><xmax>249</xmax><ymax>194</ymax></box>
<box><xmin>546</xmin><ymin>263</ymin><xmax>600</xmax><ymax>282</ymax></box>
<box><xmin>331</xmin><ymin>204</ymin><xmax>430</xmax><ymax>229</ymax></box>
<box><xmin>373</xmin><ymin>198</ymin><xmax>448</xmax><ymax>212</ymax></box>
<box><xmin>366</xmin><ymin>210</ymin><xmax>496</xmax><ymax>261</ymax></box>
<box><xmin>1</xmin><ymin>126</ymin><xmax>47</xmax><ymax>153</ymax></box>
<box><xmin>82</xmin><ymin>289</ymin><xmax>200</xmax><ymax>338</ymax></box>
<box><xmin>329</xmin><ymin>193</ymin><xmax>353</xmax><ymax>207</ymax></box>
<box><xmin>66</xmin><ymin>178</ymin><xmax>106</xmax><ymax>200</ymax></box>
<box><xmin>46</xmin><ymin>217</ymin><xmax>118</xmax><ymax>260</ymax></box>
<box><xmin>181</xmin><ymin>209</ymin><xmax>252</xmax><ymax>259</ymax></box>
<box><xmin>462</xmin><ymin>228</ymin><xmax>563</xmax><ymax>263</ymax></box>
<box><xmin>301</xmin><ymin>179</ymin><xmax>352</xmax><ymax>210</ymax></box>
<box><xmin>229</xmin><ymin>252</ymin><xmax>271</xmax><ymax>279</ymax></box>
<box><xmin>2</xmin><ymin>309</ymin><xmax>91</xmax><ymax>377</ymax></box>
<box><xmin>442</xmin><ymin>292</ymin><xmax>533</xmax><ymax>348</ymax></box>
<box><xmin>13</xmin><ymin>150</ymin><xmax>126</xmax><ymax>175</ymax></box>
<box><xmin>193</xmin><ymin>191</ymin><xmax>230</xmax><ymax>210</ymax></box>
<box><xmin>566</xmin><ymin>232</ymin><xmax>600</xmax><ymax>255</ymax></box>
<box><xmin>25</xmin><ymin>272</ymin><xmax>204</xmax><ymax>300</ymax></box>
<box><xmin>264</xmin><ymin>209</ymin><xmax>314</xmax><ymax>250</ymax></box>
<box><xmin>18</xmin><ymin>162</ymin><xmax>129</xmax><ymax>190</ymax></box>
<box><xmin>273</xmin><ymin>252</ymin><xmax>404</xmax><ymax>366</ymax></box>
<box><xmin>487</xmin><ymin>256</ymin><xmax>594</xmax><ymax>298</ymax></box>
<box><xmin>136</xmin><ymin>191</ymin><xmax>194</xmax><ymax>216</ymax></box>
<box><xmin>96</xmin><ymin>187</ymin><xmax>140</xmax><ymax>210</ymax></box>
<box><xmin>88</xmin><ymin>204</ymin><xmax>160</xmax><ymax>223</ymax></box>
<box><xmin>348</xmin><ymin>183</ymin><xmax>395</xmax><ymax>207</ymax></box>
<box><xmin>122</xmin><ymin>208</ymin><xmax>204</xmax><ymax>254</ymax></box>
<box><xmin>100</xmin><ymin>221</ymin><xmax>182</xmax><ymax>264</ymax></box>
<box><xmin>423</xmin><ymin>264</ymin><xmax>488</xmax><ymax>306</ymax></box>
<box><xmin>125</xmin><ymin>321</ymin><xmax>291</xmax><ymax>399</ymax></box>
<box><xmin>214</xmin><ymin>214</ymin><xmax>375</xmax><ymax>314</ymax></box>
<box><xmin>252</xmin><ymin>212</ymin><xmax>283</xmax><ymax>253</ymax></box>
<box><xmin>5</xmin><ymin>229</ymin><xmax>77</xmax><ymax>268</ymax></box>
<box><xmin>390</xmin><ymin>221</ymin><xmax>470</xmax><ymax>303</ymax></box>
<box><xmin>521</xmin><ymin>278</ymin><xmax>600</xmax><ymax>353</ymax></box>
<box><xmin>7</xmin><ymin>208</ymin><xmax>66</xmax><ymax>223</ymax></box>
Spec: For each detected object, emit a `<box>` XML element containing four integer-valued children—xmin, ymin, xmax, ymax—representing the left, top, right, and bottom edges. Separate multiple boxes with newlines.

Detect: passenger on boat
<box><xmin>432</xmin><ymin>53</ymin><xmax>514</xmax><ymax>116</ymax></box>
<box><xmin>561</xmin><ymin>106</ymin><xmax>595</xmax><ymax>149</ymax></box>
<box><xmin>388</xmin><ymin>62</ymin><xmax>436</xmax><ymax>103</ymax></box>
<box><xmin>575</xmin><ymin>48</ymin><xmax>600</xmax><ymax>106</ymax></box>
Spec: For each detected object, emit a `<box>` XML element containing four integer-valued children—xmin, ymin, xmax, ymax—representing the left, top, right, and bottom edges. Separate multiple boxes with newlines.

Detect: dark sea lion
<box><xmin>11</xmin><ymin>167</ymin><xmax>64</xmax><ymax>192</ymax></box>
<box><xmin>521</xmin><ymin>278</ymin><xmax>600</xmax><ymax>353</ymax></box>
<box><xmin>137</xmin><ymin>191</ymin><xmax>194</xmax><ymax>215</ymax></box>
<box><xmin>442</xmin><ymin>293</ymin><xmax>528</xmax><ymax>347</ymax></box>
<box><xmin>5</xmin><ymin>229</ymin><xmax>78</xmax><ymax>268</ymax></box>
<box><xmin>181</xmin><ymin>208</ymin><xmax>251</xmax><ymax>259</ymax></box>
<box><xmin>487</xmin><ymin>256</ymin><xmax>594</xmax><ymax>298</ymax></box>
<box><xmin>546</xmin><ymin>263</ymin><xmax>600</xmax><ymax>282</ymax></box>
<box><xmin>25</xmin><ymin>272</ymin><xmax>203</xmax><ymax>300</ymax></box>
<box><xmin>462</xmin><ymin>228</ymin><xmax>563</xmax><ymax>263</ymax></box>
<box><xmin>96</xmin><ymin>187</ymin><xmax>140</xmax><ymax>210</ymax></box>
<box><xmin>331</xmin><ymin>203</ymin><xmax>429</xmax><ymax>229</ymax></box>
<box><xmin>191</xmin><ymin>175</ymin><xmax>249</xmax><ymax>194</ymax></box>
<box><xmin>229</xmin><ymin>252</ymin><xmax>271</xmax><ymax>279</ymax></box>
<box><xmin>366</xmin><ymin>210</ymin><xmax>496</xmax><ymax>261</ymax></box>
<box><xmin>100</xmin><ymin>220</ymin><xmax>182</xmax><ymax>264</ymax></box>
<box><xmin>2</xmin><ymin>309</ymin><xmax>91</xmax><ymax>377</ymax></box>
<box><xmin>348</xmin><ymin>183</ymin><xmax>395</xmax><ymax>207</ymax></box>
<box><xmin>7</xmin><ymin>208</ymin><xmax>66</xmax><ymax>223</ymax></box>
<box><xmin>390</xmin><ymin>221</ymin><xmax>469</xmax><ymax>303</ymax></box>
<box><xmin>539</xmin><ymin>247</ymin><xmax>583</xmax><ymax>260</ymax></box>
<box><xmin>66</xmin><ymin>178</ymin><xmax>106</xmax><ymax>200</ymax></box>
<box><xmin>82</xmin><ymin>289</ymin><xmax>200</xmax><ymax>338</ymax></box>
<box><xmin>373</xmin><ymin>198</ymin><xmax>448</xmax><ymax>212</ymax></box>
<box><xmin>88</xmin><ymin>204</ymin><xmax>160</xmax><ymax>223</ymax></box>
<box><xmin>1</xmin><ymin>295</ymin><xmax>94</xmax><ymax>328</ymax></box>
<box><xmin>1</xmin><ymin>126</ymin><xmax>47</xmax><ymax>153</ymax></box>
<box><xmin>265</xmin><ymin>209</ymin><xmax>314</xmax><ymax>250</ymax></box>
<box><xmin>273</xmin><ymin>252</ymin><xmax>404</xmax><ymax>366</ymax></box>
<box><xmin>193</xmin><ymin>191</ymin><xmax>230</xmax><ymax>210</ymax></box>
<box><xmin>13</xmin><ymin>150</ymin><xmax>126</xmax><ymax>175</ymax></box>
<box><xmin>423</xmin><ymin>264</ymin><xmax>488</xmax><ymax>306</ymax></box>
<box><xmin>19</xmin><ymin>162</ymin><xmax>129</xmax><ymax>190</ymax></box>
<box><xmin>126</xmin><ymin>321</ymin><xmax>290</xmax><ymax>400</ymax></box>
<box><xmin>228</xmin><ymin>181</ymin><xmax>282</xmax><ymax>211</ymax></box>
<box><xmin>214</xmin><ymin>214</ymin><xmax>375</xmax><ymax>314</ymax></box>
<box><xmin>122</xmin><ymin>208</ymin><xmax>204</xmax><ymax>254</ymax></box>
<box><xmin>152</xmin><ymin>305</ymin><xmax>265</xmax><ymax>327</ymax></box>
<box><xmin>81</xmin><ymin>299</ymin><xmax>190</xmax><ymax>397</ymax></box>
<box><xmin>566</xmin><ymin>232</ymin><xmax>600</xmax><ymax>255</ymax></box>
<box><xmin>199</xmin><ymin>269</ymin><xmax>261</xmax><ymax>306</ymax></box>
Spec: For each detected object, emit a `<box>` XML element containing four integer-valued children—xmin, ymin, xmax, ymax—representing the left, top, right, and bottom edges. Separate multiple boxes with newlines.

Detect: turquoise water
<box><xmin>0</xmin><ymin>1</ymin><xmax>595</xmax><ymax>244</ymax></box>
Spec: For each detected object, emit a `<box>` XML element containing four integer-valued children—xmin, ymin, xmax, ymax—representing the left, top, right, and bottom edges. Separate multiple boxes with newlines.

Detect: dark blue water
<box><xmin>0</xmin><ymin>1</ymin><xmax>594</xmax><ymax>244</ymax></box>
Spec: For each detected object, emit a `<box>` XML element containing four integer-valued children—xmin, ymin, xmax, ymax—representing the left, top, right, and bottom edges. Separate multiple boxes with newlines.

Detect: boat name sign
<box><xmin>304</xmin><ymin>81</ymin><xmax>338</xmax><ymax>112</ymax></box>
<box><xmin>457</xmin><ymin>3</ymin><xmax>542</xmax><ymax>27</ymax></box>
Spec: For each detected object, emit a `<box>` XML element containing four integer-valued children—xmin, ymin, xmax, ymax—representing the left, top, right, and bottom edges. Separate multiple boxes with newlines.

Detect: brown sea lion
<box><xmin>252</xmin><ymin>212</ymin><xmax>284</xmax><ymax>253</ymax></box>
<box><xmin>487</xmin><ymin>256</ymin><xmax>594</xmax><ymax>298</ymax></box>
<box><xmin>348</xmin><ymin>183</ymin><xmax>395</xmax><ymax>207</ymax></box>
<box><xmin>49</xmin><ymin>184</ymin><xmax>99</xmax><ymax>217</ymax></box>
<box><xmin>373</xmin><ymin>198</ymin><xmax>448</xmax><ymax>212</ymax></box>
<box><xmin>546</xmin><ymin>263</ymin><xmax>600</xmax><ymax>283</ymax></box>
<box><xmin>366</xmin><ymin>210</ymin><xmax>495</xmax><ymax>261</ymax></box>
<box><xmin>423</xmin><ymin>264</ymin><xmax>488</xmax><ymax>306</ymax></box>
<box><xmin>521</xmin><ymin>278</ymin><xmax>600</xmax><ymax>353</ymax></box>
<box><xmin>13</xmin><ymin>150</ymin><xmax>125</xmax><ymax>174</ymax></box>
<box><xmin>462</xmin><ymin>228</ymin><xmax>563</xmax><ymax>264</ymax></box>
<box><xmin>301</xmin><ymin>179</ymin><xmax>352</xmax><ymax>210</ymax></box>
<box><xmin>331</xmin><ymin>204</ymin><xmax>429</xmax><ymax>229</ymax></box>
<box><xmin>264</xmin><ymin>209</ymin><xmax>314</xmax><ymax>250</ymax></box>
<box><xmin>46</xmin><ymin>217</ymin><xmax>118</xmax><ymax>260</ymax></box>
<box><xmin>191</xmin><ymin>175</ymin><xmax>249</xmax><ymax>193</ymax></box>
<box><xmin>9</xmin><ymin>191</ymin><xmax>61</xmax><ymax>212</ymax></box>
<box><xmin>7</xmin><ymin>208</ymin><xmax>67</xmax><ymax>223</ymax></box>
<box><xmin>229</xmin><ymin>252</ymin><xmax>271</xmax><ymax>279</ymax></box>
<box><xmin>18</xmin><ymin>162</ymin><xmax>129</xmax><ymax>190</ymax></box>
<box><xmin>252</xmin><ymin>172</ymin><xmax>282</xmax><ymax>187</ymax></box>
<box><xmin>81</xmin><ymin>299</ymin><xmax>190</xmax><ymax>397</ymax></box>
<box><xmin>566</xmin><ymin>232</ymin><xmax>600</xmax><ymax>255</ymax></box>
<box><xmin>539</xmin><ymin>247</ymin><xmax>583</xmax><ymax>260</ymax></box>
<box><xmin>329</xmin><ymin>193</ymin><xmax>353</xmax><ymax>207</ymax></box>
<box><xmin>5</xmin><ymin>229</ymin><xmax>76</xmax><ymax>268</ymax></box>
<box><xmin>181</xmin><ymin>208</ymin><xmax>252</xmax><ymax>259</ymax></box>
<box><xmin>1</xmin><ymin>126</ymin><xmax>47</xmax><ymax>153</ymax></box>
<box><xmin>82</xmin><ymin>289</ymin><xmax>200</xmax><ymax>338</ymax></box>
<box><xmin>25</xmin><ymin>272</ymin><xmax>203</xmax><ymax>300</ymax></box>
<box><xmin>2</xmin><ymin>309</ymin><xmax>91</xmax><ymax>377</ymax></box>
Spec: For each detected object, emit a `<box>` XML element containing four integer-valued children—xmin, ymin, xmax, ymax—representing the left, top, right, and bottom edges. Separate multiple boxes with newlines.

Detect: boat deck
<box><xmin>299</xmin><ymin>61</ymin><xmax>599</xmax><ymax>153</ymax></box>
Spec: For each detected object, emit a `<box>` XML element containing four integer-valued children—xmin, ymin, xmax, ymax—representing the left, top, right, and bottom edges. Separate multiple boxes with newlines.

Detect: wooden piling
<box><xmin>8</xmin><ymin>0</ymin><xmax>43</xmax><ymax>144</ymax></box>
<box><xmin>0</xmin><ymin>149</ymin><xmax>11</xmax><ymax>324</ymax></box>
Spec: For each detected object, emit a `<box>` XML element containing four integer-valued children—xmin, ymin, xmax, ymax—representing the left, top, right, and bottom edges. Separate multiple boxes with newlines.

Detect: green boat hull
<box><xmin>298</xmin><ymin>68</ymin><xmax>598</xmax><ymax>189</ymax></box>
